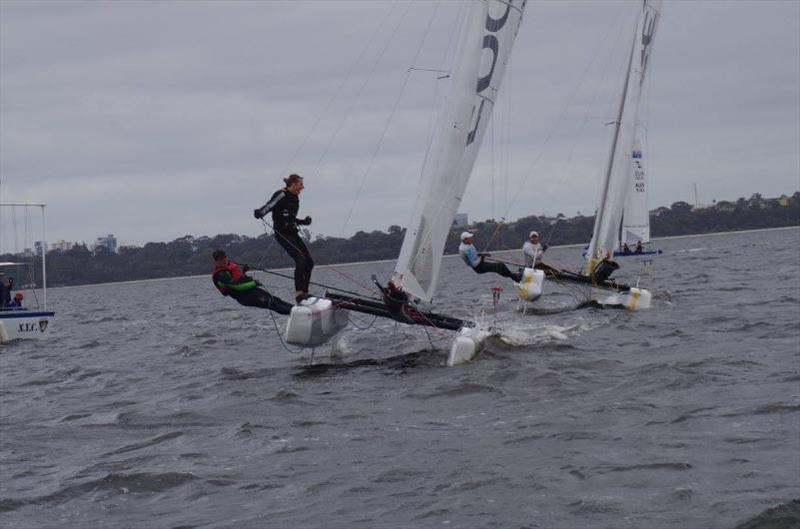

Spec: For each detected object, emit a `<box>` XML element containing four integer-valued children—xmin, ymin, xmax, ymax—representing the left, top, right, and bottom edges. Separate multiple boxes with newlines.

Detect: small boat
<box><xmin>0</xmin><ymin>204</ymin><xmax>55</xmax><ymax>343</ymax></box>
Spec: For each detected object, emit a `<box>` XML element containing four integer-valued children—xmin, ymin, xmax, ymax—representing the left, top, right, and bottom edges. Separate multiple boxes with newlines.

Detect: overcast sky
<box><xmin>1</xmin><ymin>0</ymin><xmax>798</xmax><ymax>248</ymax></box>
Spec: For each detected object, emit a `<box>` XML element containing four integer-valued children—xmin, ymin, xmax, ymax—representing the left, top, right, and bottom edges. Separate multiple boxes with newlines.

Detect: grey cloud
<box><xmin>1</xmin><ymin>0</ymin><xmax>797</xmax><ymax>247</ymax></box>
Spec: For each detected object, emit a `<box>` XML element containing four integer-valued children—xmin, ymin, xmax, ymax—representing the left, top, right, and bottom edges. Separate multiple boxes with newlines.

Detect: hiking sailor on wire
<box><xmin>254</xmin><ymin>174</ymin><xmax>314</xmax><ymax>303</ymax></box>
<box><xmin>458</xmin><ymin>232</ymin><xmax>522</xmax><ymax>282</ymax></box>
<box><xmin>211</xmin><ymin>250</ymin><xmax>293</xmax><ymax>315</ymax></box>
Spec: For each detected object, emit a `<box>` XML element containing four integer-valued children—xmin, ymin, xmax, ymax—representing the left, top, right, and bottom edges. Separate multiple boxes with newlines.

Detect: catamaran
<box><xmin>0</xmin><ymin>203</ymin><xmax>55</xmax><ymax>343</ymax></box>
<box><xmin>534</xmin><ymin>0</ymin><xmax>662</xmax><ymax>310</ymax></box>
<box><xmin>283</xmin><ymin>0</ymin><xmax>531</xmax><ymax>366</ymax></box>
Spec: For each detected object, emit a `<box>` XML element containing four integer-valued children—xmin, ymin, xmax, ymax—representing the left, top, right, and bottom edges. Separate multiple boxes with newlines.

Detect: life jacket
<box><xmin>212</xmin><ymin>261</ymin><xmax>244</xmax><ymax>295</ymax></box>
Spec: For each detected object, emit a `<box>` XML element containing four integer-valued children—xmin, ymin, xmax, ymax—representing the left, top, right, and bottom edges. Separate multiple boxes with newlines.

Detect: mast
<box><xmin>41</xmin><ymin>205</ymin><xmax>47</xmax><ymax>309</ymax></box>
<box><xmin>0</xmin><ymin>202</ymin><xmax>48</xmax><ymax>308</ymax></box>
<box><xmin>586</xmin><ymin>0</ymin><xmax>661</xmax><ymax>272</ymax></box>
<box><xmin>585</xmin><ymin>24</ymin><xmax>639</xmax><ymax>273</ymax></box>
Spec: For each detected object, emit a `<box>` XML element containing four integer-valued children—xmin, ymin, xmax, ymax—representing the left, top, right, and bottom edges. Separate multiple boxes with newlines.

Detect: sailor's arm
<box><xmin>254</xmin><ymin>190</ymin><xmax>285</xmax><ymax>219</ymax></box>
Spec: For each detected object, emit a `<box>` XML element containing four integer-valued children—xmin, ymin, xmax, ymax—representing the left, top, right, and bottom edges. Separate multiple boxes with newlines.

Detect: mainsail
<box><xmin>392</xmin><ymin>0</ymin><xmax>526</xmax><ymax>303</ymax></box>
<box><xmin>585</xmin><ymin>0</ymin><xmax>661</xmax><ymax>271</ymax></box>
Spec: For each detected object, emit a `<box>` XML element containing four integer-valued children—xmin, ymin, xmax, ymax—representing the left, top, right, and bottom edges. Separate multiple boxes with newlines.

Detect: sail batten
<box><xmin>393</xmin><ymin>0</ymin><xmax>526</xmax><ymax>303</ymax></box>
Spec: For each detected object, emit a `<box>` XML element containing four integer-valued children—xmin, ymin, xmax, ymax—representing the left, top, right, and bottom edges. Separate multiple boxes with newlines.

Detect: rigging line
<box><xmin>12</xmin><ymin>206</ymin><xmax>18</xmax><ymax>254</ymax></box>
<box><xmin>333</xmin><ymin>0</ymin><xmax>444</xmax><ymax>256</ymax></box>
<box><xmin>397</xmin><ymin>1</ymin><xmax>475</xmax><ymax>280</ymax></box>
<box><xmin>504</xmin><ymin>53</ymin><xmax>513</xmax><ymax>220</ymax></box>
<box><xmin>347</xmin><ymin>313</ymin><xmax>378</xmax><ymax>331</ymax></box>
<box><xmin>285</xmin><ymin>0</ymin><xmax>402</xmax><ymax>173</ymax></box>
<box><xmin>266</xmin><ymin>309</ymin><xmax>305</xmax><ymax>355</ymax></box>
<box><xmin>251</xmin><ymin>265</ymin><xmax>379</xmax><ymax>302</ymax></box>
<box><xmin>256</xmin><ymin>218</ymin><xmax>378</xmax><ymax>296</ymax></box>
<box><xmin>482</xmin><ymin>0</ymin><xmax>632</xmax><ymax>252</ymax></box>
<box><xmin>309</xmin><ymin>0</ymin><xmax>415</xmax><ymax>181</ymax></box>
<box><xmin>398</xmin><ymin>0</ymin><xmax>466</xmax><ymax>241</ymax></box>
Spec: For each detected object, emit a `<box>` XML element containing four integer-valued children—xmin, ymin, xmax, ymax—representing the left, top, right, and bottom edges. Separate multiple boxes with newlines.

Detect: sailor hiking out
<box><xmin>254</xmin><ymin>174</ymin><xmax>314</xmax><ymax>303</ymax></box>
<box><xmin>458</xmin><ymin>232</ymin><xmax>522</xmax><ymax>282</ymax></box>
<box><xmin>212</xmin><ymin>250</ymin><xmax>293</xmax><ymax>315</ymax></box>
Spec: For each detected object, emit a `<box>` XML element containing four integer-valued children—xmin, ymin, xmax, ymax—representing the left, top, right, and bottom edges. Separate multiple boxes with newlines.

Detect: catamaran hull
<box><xmin>0</xmin><ymin>311</ymin><xmax>55</xmax><ymax>342</ymax></box>
<box><xmin>613</xmin><ymin>249</ymin><xmax>662</xmax><ymax>257</ymax></box>
<box><xmin>516</xmin><ymin>268</ymin><xmax>546</xmax><ymax>302</ymax></box>
<box><xmin>596</xmin><ymin>287</ymin><xmax>651</xmax><ymax>310</ymax></box>
<box><xmin>285</xmin><ymin>298</ymin><xmax>348</xmax><ymax>347</ymax></box>
<box><xmin>447</xmin><ymin>329</ymin><xmax>487</xmax><ymax>367</ymax></box>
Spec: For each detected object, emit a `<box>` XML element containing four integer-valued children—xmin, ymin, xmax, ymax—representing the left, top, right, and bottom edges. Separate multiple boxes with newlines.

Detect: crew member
<box><xmin>522</xmin><ymin>231</ymin><xmax>548</xmax><ymax>268</ymax></box>
<box><xmin>635</xmin><ymin>240</ymin><xmax>643</xmax><ymax>254</ymax></box>
<box><xmin>211</xmin><ymin>250</ymin><xmax>293</xmax><ymax>315</ymax></box>
<box><xmin>0</xmin><ymin>276</ymin><xmax>12</xmax><ymax>308</ymax></box>
<box><xmin>8</xmin><ymin>292</ymin><xmax>23</xmax><ymax>309</ymax></box>
<box><xmin>0</xmin><ymin>273</ymin><xmax>6</xmax><ymax>309</ymax></box>
<box><xmin>254</xmin><ymin>174</ymin><xmax>314</xmax><ymax>303</ymax></box>
<box><xmin>458</xmin><ymin>232</ymin><xmax>522</xmax><ymax>282</ymax></box>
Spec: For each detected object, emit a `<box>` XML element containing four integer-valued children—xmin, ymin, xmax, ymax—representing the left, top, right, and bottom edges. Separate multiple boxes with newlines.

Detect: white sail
<box><xmin>392</xmin><ymin>0</ymin><xmax>526</xmax><ymax>303</ymax></box>
<box><xmin>621</xmin><ymin>136</ymin><xmax>650</xmax><ymax>245</ymax></box>
<box><xmin>621</xmin><ymin>0</ymin><xmax>661</xmax><ymax>247</ymax></box>
<box><xmin>586</xmin><ymin>0</ymin><xmax>661</xmax><ymax>270</ymax></box>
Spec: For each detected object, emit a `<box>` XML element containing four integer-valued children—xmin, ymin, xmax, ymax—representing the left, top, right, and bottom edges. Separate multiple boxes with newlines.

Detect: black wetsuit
<box><xmin>472</xmin><ymin>259</ymin><xmax>514</xmax><ymax>279</ymax></box>
<box><xmin>255</xmin><ymin>189</ymin><xmax>313</xmax><ymax>295</ymax></box>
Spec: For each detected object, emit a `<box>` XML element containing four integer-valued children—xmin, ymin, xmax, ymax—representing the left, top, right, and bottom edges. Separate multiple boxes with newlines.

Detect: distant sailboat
<box><xmin>284</xmin><ymin>0</ymin><xmax>529</xmax><ymax>365</ymax></box>
<box><xmin>542</xmin><ymin>0</ymin><xmax>662</xmax><ymax>310</ymax></box>
<box><xmin>0</xmin><ymin>203</ymin><xmax>55</xmax><ymax>342</ymax></box>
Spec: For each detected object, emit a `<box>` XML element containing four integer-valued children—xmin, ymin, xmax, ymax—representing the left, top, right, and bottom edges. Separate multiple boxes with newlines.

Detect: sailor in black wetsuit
<box><xmin>254</xmin><ymin>174</ymin><xmax>314</xmax><ymax>303</ymax></box>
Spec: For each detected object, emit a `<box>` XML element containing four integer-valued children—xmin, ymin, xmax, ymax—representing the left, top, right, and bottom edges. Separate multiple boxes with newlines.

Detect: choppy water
<box><xmin>1</xmin><ymin>228</ymin><xmax>798</xmax><ymax>529</ymax></box>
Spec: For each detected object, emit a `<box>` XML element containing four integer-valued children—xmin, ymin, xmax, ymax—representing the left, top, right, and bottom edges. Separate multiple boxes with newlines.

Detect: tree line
<box><xmin>2</xmin><ymin>193</ymin><xmax>797</xmax><ymax>287</ymax></box>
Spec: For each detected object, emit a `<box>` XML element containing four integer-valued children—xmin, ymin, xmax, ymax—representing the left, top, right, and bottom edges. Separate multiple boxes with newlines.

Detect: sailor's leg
<box><xmin>294</xmin><ymin>237</ymin><xmax>314</xmax><ymax>294</ymax></box>
<box><xmin>275</xmin><ymin>231</ymin><xmax>310</xmax><ymax>293</ymax></box>
<box><xmin>231</xmin><ymin>288</ymin><xmax>293</xmax><ymax>315</ymax></box>
<box><xmin>475</xmin><ymin>260</ymin><xmax>516</xmax><ymax>279</ymax></box>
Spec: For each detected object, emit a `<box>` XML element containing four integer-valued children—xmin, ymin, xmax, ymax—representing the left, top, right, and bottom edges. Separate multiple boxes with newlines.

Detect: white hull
<box><xmin>447</xmin><ymin>325</ymin><xmax>495</xmax><ymax>367</ymax></box>
<box><xmin>595</xmin><ymin>287</ymin><xmax>651</xmax><ymax>310</ymax></box>
<box><xmin>0</xmin><ymin>311</ymin><xmax>55</xmax><ymax>342</ymax></box>
<box><xmin>285</xmin><ymin>297</ymin><xmax>348</xmax><ymax>347</ymax></box>
<box><xmin>516</xmin><ymin>268</ymin><xmax>546</xmax><ymax>302</ymax></box>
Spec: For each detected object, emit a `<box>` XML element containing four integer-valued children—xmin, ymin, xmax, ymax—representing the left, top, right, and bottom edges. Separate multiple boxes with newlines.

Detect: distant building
<box><xmin>94</xmin><ymin>234</ymin><xmax>118</xmax><ymax>253</ymax></box>
<box><xmin>453</xmin><ymin>213</ymin><xmax>468</xmax><ymax>228</ymax></box>
<box><xmin>34</xmin><ymin>241</ymin><xmax>48</xmax><ymax>256</ymax></box>
<box><xmin>51</xmin><ymin>240</ymin><xmax>74</xmax><ymax>252</ymax></box>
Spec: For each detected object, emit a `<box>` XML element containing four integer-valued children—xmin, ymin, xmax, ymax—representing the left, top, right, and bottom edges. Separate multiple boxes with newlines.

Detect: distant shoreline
<box><xmin>51</xmin><ymin>225</ymin><xmax>798</xmax><ymax>290</ymax></box>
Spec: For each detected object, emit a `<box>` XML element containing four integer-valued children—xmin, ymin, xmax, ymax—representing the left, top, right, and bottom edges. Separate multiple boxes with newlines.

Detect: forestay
<box><xmin>392</xmin><ymin>0</ymin><xmax>526</xmax><ymax>303</ymax></box>
<box><xmin>586</xmin><ymin>0</ymin><xmax>661</xmax><ymax>269</ymax></box>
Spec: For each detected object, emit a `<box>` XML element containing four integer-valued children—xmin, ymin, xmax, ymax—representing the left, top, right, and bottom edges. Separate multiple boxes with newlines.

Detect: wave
<box><xmin>104</xmin><ymin>431</ymin><xmax>184</xmax><ymax>456</ymax></box>
<box><xmin>0</xmin><ymin>471</ymin><xmax>197</xmax><ymax>512</ymax></box>
<box><xmin>733</xmin><ymin>498</ymin><xmax>800</xmax><ymax>529</ymax></box>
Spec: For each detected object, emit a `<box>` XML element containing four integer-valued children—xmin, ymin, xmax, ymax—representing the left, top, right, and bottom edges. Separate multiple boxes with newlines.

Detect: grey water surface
<box><xmin>1</xmin><ymin>228</ymin><xmax>798</xmax><ymax>529</ymax></box>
